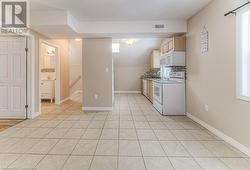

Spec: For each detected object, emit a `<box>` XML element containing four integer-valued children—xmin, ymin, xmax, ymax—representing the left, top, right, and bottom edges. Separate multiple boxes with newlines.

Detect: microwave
<box><xmin>160</xmin><ymin>51</ymin><xmax>186</xmax><ymax>67</ymax></box>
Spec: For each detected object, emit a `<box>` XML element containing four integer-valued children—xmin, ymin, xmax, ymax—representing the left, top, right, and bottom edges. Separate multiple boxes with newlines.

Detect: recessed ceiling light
<box><xmin>122</xmin><ymin>39</ymin><xmax>137</xmax><ymax>45</ymax></box>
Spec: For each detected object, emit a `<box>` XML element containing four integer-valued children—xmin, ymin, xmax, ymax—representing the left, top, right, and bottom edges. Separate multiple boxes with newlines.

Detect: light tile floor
<box><xmin>0</xmin><ymin>120</ymin><xmax>23</xmax><ymax>132</ymax></box>
<box><xmin>0</xmin><ymin>94</ymin><xmax>249</xmax><ymax>170</ymax></box>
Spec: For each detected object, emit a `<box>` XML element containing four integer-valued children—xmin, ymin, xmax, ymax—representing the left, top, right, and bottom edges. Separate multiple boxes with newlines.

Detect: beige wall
<box><xmin>113</xmin><ymin>38</ymin><xmax>161</xmax><ymax>92</ymax></box>
<box><xmin>82</xmin><ymin>38</ymin><xmax>113</xmax><ymax>108</ymax></box>
<box><xmin>187</xmin><ymin>0</ymin><xmax>250</xmax><ymax>150</ymax></box>
<box><xmin>114</xmin><ymin>66</ymin><xmax>148</xmax><ymax>91</ymax></box>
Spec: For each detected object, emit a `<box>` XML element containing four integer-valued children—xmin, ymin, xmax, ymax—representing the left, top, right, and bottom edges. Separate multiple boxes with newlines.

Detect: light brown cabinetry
<box><xmin>147</xmin><ymin>80</ymin><xmax>153</xmax><ymax>103</ymax></box>
<box><xmin>150</xmin><ymin>50</ymin><xmax>160</xmax><ymax>69</ymax></box>
<box><xmin>160</xmin><ymin>36</ymin><xmax>186</xmax><ymax>55</ymax></box>
<box><xmin>142</xmin><ymin>78</ymin><xmax>153</xmax><ymax>103</ymax></box>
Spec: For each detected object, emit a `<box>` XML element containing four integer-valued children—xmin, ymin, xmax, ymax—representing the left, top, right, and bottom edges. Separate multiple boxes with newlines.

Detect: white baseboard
<box><xmin>28</xmin><ymin>112</ymin><xmax>40</xmax><ymax>119</ymax></box>
<box><xmin>187</xmin><ymin>112</ymin><xmax>250</xmax><ymax>156</ymax></box>
<box><xmin>82</xmin><ymin>107</ymin><xmax>113</xmax><ymax>111</ymax></box>
<box><xmin>71</xmin><ymin>90</ymin><xmax>83</xmax><ymax>95</ymax></box>
<box><xmin>70</xmin><ymin>90</ymin><xmax>83</xmax><ymax>100</ymax></box>
<box><xmin>60</xmin><ymin>97</ymin><xmax>70</xmax><ymax>104</ymax></box>
<box><xmin>115</xmin><ymin>91</ymin><xmax>141</xmax><ymax>94</ymax></box>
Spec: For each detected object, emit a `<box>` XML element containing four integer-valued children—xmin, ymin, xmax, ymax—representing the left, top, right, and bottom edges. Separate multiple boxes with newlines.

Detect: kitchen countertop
<box><xmin>141</xmin><ymin>77</ymin><xmax>160</xmax><ymax>81</ymax></box>
<box><xmin>41</xmin><ymin>79</ymin><xmax>56</xmax><ymax>81</ymax></box>
<box><xmin>153</xmin><ymin>79</ymin><xmax>185</xmax><ymax>84</ymax></box>
<box><xmin>142</xmin><ymin>77</ymin><xmax>185</xmax><ymax>84</ymax></box>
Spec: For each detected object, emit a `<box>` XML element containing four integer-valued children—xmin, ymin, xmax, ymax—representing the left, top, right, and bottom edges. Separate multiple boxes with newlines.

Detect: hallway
<box><xmin>0</xmin><ymin>94</ymin><xmax>249</xmax><ymax>170</ymax></box>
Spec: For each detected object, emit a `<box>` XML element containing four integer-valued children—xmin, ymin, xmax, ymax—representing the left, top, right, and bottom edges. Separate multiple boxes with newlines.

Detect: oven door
<box><xmin>153</xmin><ymin>82</ymin><xmax>162</xmax><ymax>104</ymax></box>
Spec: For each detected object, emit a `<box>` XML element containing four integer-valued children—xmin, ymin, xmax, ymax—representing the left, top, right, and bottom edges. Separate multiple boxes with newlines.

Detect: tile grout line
<box><xmin>146</xmin><ymin>107</ymin><xmax>176</xmax><ymax>170</ymax></box>
<box><xmin>60</xmin><ymin>117</ymin><xmax>90</xmax><ymax>169</ymax></box>
<box><xmin>1</xmin><ymin>94</ymin><xmax>249</xmax><ymax>169</ymax></box>
<box><xmin>130</xmin><ymin>98</ymin><xmax>148</xmax><ymax>170</ymax></box>
<box><xmin>88</xmin><ymin>111</ymin><xmax>108</xmax><ymax>170</ymax></box>
<box><xmin>33</xmin><ymin>103</ymin><xmax>74</xmax><ymax>169</ymax></box>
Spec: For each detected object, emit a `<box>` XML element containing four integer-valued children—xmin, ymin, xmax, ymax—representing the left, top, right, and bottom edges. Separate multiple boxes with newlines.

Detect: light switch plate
<box><xmin>205</xmin><ymin>105</ymin><xmax>209</xmax><ymax>112</ymax></box>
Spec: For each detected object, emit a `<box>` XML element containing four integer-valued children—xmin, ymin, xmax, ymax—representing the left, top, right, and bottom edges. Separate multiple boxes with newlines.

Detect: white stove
<box><xmin>153</xmin><ymin>68</ymin><xmax>186</xmax><ymax>116</ymax></box>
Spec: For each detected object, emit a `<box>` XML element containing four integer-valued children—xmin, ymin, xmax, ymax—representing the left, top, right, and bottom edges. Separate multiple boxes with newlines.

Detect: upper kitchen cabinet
<box><xmin>160</xmin><ymin>36</ymin><xmax>186</xmax><ymax>55</ymax></box>
<box><xmin>150</xmin><ymin>50</ymin><xmax>160</xmax><ymax>69</ymax></box>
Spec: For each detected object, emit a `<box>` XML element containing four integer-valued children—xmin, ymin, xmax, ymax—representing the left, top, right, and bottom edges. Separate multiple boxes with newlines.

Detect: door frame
<box><xmin>38</xmin><ymin>39</ymin><xmax>61</xmax><ymax>108</ymax></box>
<box><xmin>26</xmin><ymin>34</ymin><xmax>36</xmax><ymax>119</ymax></box>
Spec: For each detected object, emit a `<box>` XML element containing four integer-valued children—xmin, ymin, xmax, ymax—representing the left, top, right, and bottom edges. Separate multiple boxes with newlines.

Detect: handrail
<box><xmin>69</xmin><ymin>75</ymin><xmax>82</xmax><ymax>88</ymax></box>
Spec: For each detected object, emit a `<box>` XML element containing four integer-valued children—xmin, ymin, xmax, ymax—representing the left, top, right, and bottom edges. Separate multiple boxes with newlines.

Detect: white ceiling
<box><xmin>30</xmin><ymin>0</ymin><xmax>211</xmax><ymax>21</ymax></box>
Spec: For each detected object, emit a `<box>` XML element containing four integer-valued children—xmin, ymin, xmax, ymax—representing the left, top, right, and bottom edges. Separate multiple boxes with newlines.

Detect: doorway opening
<box><xmin>39</xmin><ymin>41</ymin><xmax>60</xmax><ymax>112</ymax></box>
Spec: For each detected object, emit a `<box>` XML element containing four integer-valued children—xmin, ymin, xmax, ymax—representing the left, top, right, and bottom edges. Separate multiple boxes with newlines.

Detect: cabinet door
<box><xmin>168</xmin><ymin>40</ymin><xmax>174</xmax><ymax>51</ymax></box>
<box><xmin>41</xmin><ymin>81</ymin><xmax>52</xmax><ymax>94</ymax></box>
<box><xmin>173</xmin><ymin>37</ymin><xmax>186</xmax><ymax>51</ymax></box>
<box><xmin>148</xmin><ymin>81</ymin><xmax>153</xmax><ymax>102</ymax></box>
<box><xmin>151</xmin><ymin>50</ymin><xmax>160</xmax><ymax>68</ymax></box>
<box><xmin>143</xmin><ymin>80</ymin><xmax>148</xmax><ymax>96</ymax></box>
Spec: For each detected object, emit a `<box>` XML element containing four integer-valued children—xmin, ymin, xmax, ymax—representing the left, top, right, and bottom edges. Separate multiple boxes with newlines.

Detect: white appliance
<box><xmin>142</xmin><ymin>79</ymin><xmax>148</xmax><ymax>96</ymax></box>
<box><xmin>162</xmin><ymin>81</ymin><xmax>186</xmax><ymax>115</ymax></box>
<box><xmin>160</xmin><ymin>51</ymin><xmax>185</xmax><ymax>67</ymax></box>
<box><xmin>153</xmin><ymin>68</ymin><xmax>186</xmax><ymax>116</ymax></box>
<box><xmin>153</xmin><ymin>81</ymin><xmax>163</xmax><ymax>113</ymax></box>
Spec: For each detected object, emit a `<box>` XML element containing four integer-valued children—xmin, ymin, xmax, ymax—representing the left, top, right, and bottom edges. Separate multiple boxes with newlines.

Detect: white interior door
<box><xmin>0</xmin><ymin>37</ymin><xmax>27</xmax><ymax>119</ymax></box>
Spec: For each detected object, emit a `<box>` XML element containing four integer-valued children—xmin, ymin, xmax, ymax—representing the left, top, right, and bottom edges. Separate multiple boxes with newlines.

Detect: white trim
<box><xmin>187</xmin><ymin>112</ymin><xmax>250</xmax><ymax>156</ymax></box>
<box><xmin>115</xmin><ymin>91</ymin><xmax>141</xmax><ymax>94</ymax></box>
<box><xmin>82</xmin><ymin>107</ymin><xmax>113</xmax><ymax>111</ymax></box>
<box><xmin>28</xmin><ymin>112</ymin><xmax>40</xmax><ymax>119</ymax></box>
<box><xmin>26</xmin><ymin>35</ymin><xmax>38</xmax><ymax>119</ymax></box>
<box><xmin>71</xmin><ymin>90</ymin><xmax>83</xmax><ymax>95</ymax></box>
<box><xmin>38</xmin><ymin>39</ymin><xmax>61</xmax><ymax>106</ymax></box>
<box><xmin>60</xmin><ymin>97</ymin><xmax>70</xmax><ymax>104</ymax></box>
<box><xmin>236</xmin><ymin>7</ymin><xmax>250</xmax><ymax>102</ymax></box>
<box><xmin>70</xmin><ymin>90</ymin><xmax>83</xmax><ymax>100</ymax></box>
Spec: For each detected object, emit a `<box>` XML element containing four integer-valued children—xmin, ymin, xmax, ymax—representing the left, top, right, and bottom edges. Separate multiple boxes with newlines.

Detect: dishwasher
<box><xmin>162</xmin><ymin>81</ymin><xmax>186</xmax><ymax>115</ymax></box>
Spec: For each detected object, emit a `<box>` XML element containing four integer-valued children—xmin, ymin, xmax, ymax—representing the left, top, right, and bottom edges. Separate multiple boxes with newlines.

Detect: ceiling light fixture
<box><xmin>47</xmin><ymin>48</ymin><xmax>55</xmax><ymax>55</ymax></box>
<box><xmin>122</xmin><ymin>39</ymin><xmax>137</xmax><ymax>45</ymax></box>
<box><xmin>75</xmin><ymin>38</ymin><xmax>81</xmax><ymax>41</ymax></box>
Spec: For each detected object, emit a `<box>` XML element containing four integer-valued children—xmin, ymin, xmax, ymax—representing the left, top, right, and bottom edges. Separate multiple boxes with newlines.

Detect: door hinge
<box><xmin>25</xmin><ymin>104</ymin><xmax>28</xmax><ymax>109</ymax></box>
<box><xmin>25</xmin><ymin>47</ymin><xmax>28</xmax><ymax>52</ymax></box>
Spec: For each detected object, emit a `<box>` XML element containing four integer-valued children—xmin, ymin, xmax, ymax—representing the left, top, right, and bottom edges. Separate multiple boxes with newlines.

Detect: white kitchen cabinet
<box><xmin>41</xmin><ymin>80</ymin><xmax>55</xmax><ymax>103</ymax></box>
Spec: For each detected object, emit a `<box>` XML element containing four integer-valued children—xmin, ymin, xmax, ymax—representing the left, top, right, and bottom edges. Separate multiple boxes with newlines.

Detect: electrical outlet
<box><xmin>94</xmin><ymin>94</ymin><xmax>98</xmax><ymax>100</ymax></box>
<box><xmin>204</xmin><ymin>105</ymin><xmax>209</xmax><ymax>112</ymax></box>
<box><xmin>105</xmin><ymin>67</ymin><xmax>109</xmax><ymax>73</ymax></box>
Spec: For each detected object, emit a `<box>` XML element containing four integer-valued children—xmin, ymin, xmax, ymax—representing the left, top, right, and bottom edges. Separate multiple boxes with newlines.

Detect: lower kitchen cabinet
<box><xmin>141</xmin><ymin>79</ymin><xmax>153</xmax><ymax>103</ymax></box>
<box><xmin>147</xmin><ymin>80</ymin><xmax>153</xmax><ymax>103</ymax></box>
